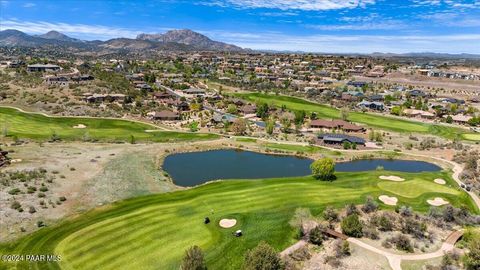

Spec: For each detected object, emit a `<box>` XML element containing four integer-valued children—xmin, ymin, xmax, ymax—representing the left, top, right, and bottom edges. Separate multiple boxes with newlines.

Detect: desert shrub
<box><xmin>309</xmin><ymin>226</ymin><xmax>324</xmax><ymax>245</ymax></box>
<box><xmin>465</xmin><ymin>238</ymin><xmax>480</xmax><ymax>269</ymax></box>
<box><xmin>10</xmin><ymin>200</ymin><xmax>21</xmax><ymax>210</ymax></box>
<box><xmin>333</xmin><ymin>239</ymin><xmax>350</xmax><ymax>257</ymax></box>
<box><xmin>398</xmin><ymin>206</ymin><xmax>413</xmax><ymax>217</ymax></box>
<box><xmin>361</xmin><ymin>196</ymin><xmax>378</xmax><ymax>213</ymax></box>
<box><xmin>243</xmin><ymin>241</ymin><xmax>284</xmax><ymax>270</ymax></box>
<box><xmin>392</xmin><ymin>234</ymin><xmax>413</xmax><ymax>253</ymax></box>
<box><xmin>8</xmin><ymin>188</ymin><xmax>21</xmax><ymax>195</ymax></box>
<box><xmin>363</xmin><ymin>225</ymin><xmax>379</xmax><ymax>240</ymax></box>
<box><xmin>180</xmin><ymin>245</ymin><xmax>206</xmax><ymax>270</ymax></box>
<box><xmin>345</xmin><ymin>203</ymin><xmax>359</xmax><ymax>216</ymax></box>
<box><xmin>289</xmin><ymin>246</ymin><xmax>311</xmax><ymax>261</ymax></box>
<box><xmin>401</xmin><ymin>218</ymin><xmax>427</xmax><ymax>239</ymax></box>
<box><xmin>322</xmin><ymin>206</ymin><xmax>339</xmax><ymax>223</ymax></box>
<box><xmin>341</xmin><ymin>214</ymin><xmax>363</xmax><ymax>237</ymax></box>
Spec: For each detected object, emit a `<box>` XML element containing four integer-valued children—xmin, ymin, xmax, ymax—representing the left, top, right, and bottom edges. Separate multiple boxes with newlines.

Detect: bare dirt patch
<box><xmin>219</xmin><ymin>218</ymin><xmax>237</xmax><ymax>228</ymax></box>
<box><xmin>379</xmin><ymin>175</ymin><xmax>405</xmax><ymax>182</ymax></box>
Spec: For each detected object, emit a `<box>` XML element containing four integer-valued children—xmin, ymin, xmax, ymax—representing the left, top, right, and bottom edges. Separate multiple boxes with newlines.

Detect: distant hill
<box><xmin>137</xmin><ymin>29</ymin><xmax>244</xmax><ymax>51</ymax></box>
<box><xmin>0</xmin><ymin>29</ymin><xmax>246</xmax><ymax>52</ymax></box>
<box><xmin>36</xmin><ymin>31</ymin><xmax>81</xmax><ymax>43</ymax></box>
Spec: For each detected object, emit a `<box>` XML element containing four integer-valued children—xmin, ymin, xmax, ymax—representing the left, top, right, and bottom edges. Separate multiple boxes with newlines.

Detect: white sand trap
<box><xmin>10</xmin><ymin>159</ymin><xmax>22</xmax><ymax>163</ymax></box>
<box><xmin>434</xmin><ymin>178</ymin><xmax>446</xmax><ymax>185</ymax></box>
<box><xmin>73</xmin><ymin>124</ymin><xmax>87</xmax><ymax>129</ymax></box>
<box><xmin>379</xmin><ymin>175</ymin><xmax>405</xmax><ymax>182</ymax></box>
<box><xmin>427</xmin><ymin>197</ymin><xmax>449</xmax><ymax>206</ymax></box>
<box><xmin>379</xmin><ymin>195</ymin><xmax>398</xmax><ymax>206</ymax></box>
<box><xmin>219</xmin><ymin>219</ymin><xmax>237</xmax><ymax>228</ymax></box>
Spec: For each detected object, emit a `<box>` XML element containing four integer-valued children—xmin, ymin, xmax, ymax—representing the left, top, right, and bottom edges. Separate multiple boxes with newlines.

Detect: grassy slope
<box><xmin>0</xmin><ymin>170</ymin><xmax>475</xmax><ymax>270</ymax></box>
<box><xmin>236</xmin><ymin>93</ymin><xmax>474</xmax><ymax>140</ymax></box>
<box><xmin>0</xmin><ymin>107</ymin><xmax>219</xmax><ymax>142</ymax></box>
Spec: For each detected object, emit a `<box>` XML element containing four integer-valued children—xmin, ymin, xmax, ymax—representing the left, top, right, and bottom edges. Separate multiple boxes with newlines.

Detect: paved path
<box><xmin>348</xmin><ymin>237</ymin><xmax>457</xmax><ymax>270</ymax></box>
<box><xmin>280</xmin><ymin>240</ymin><xmax>307</xmax><ymax>257</ymax></box>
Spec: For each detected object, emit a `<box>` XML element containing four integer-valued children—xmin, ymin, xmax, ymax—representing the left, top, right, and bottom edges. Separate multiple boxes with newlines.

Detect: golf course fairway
<box><xmin>0</xmin><ymin>107</ymin><xmax>219</xmax><ymax>142</ymax></box>
<box><xmin>0</xmin><ymin>170</ymin><xmax>476</xmax><ymax>270</ymax></box>
<box><xmin>235</xmin><ymin>92</ymin><xmax>475</xmax><ymax>140</ymax></box>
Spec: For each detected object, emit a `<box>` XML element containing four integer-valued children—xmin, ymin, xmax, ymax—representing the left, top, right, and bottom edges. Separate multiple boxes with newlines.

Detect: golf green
<box><xmin>0</xmin><ymin>107</ymin><xmax>219</xmax><ymax>142</ymax></box>
<box><xmin>0</xmin><ymin>170</ymin><xmax>475</xmax><ymax>270</ymax></box>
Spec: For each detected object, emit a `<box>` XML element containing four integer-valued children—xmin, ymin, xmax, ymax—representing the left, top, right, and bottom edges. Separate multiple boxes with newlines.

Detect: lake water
<box><xmin>162</xmin><ymin>149</ymin><xmax>441</xmax><ymax>187</ymax></box>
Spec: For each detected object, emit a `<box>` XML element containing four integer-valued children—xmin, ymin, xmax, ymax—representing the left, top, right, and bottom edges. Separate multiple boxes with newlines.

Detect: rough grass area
<box><xmin>0</xmin><ymin>107</ymin><xmax>219</xmax><ymax>142</ymax></box>
<box><xmin>80</xmin><ymin>151</ymin><xmax>177</xmax><ymax>207</ymax></box>
<box><xmin>401</xmin><ymin>257</ymin><xmax>443</xmax><ymax>270</ymax></box>
<box><xmin>264</xmin><ymin>143</ymin><xmax>342</xmax><ymax>156</ymax></box>
<box><xmin>236</xmin><ymin>92</ymin><xmax>475</xmax><ymax>140</ymax></box>
<box><xmin>0</xmin><ymin>170</ymin><xmax>475</xmax><ymax>270</ymax></box>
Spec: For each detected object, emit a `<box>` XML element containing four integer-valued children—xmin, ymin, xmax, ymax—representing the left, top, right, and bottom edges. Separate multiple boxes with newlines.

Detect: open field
<box><xmin>235</xmin><ymin>92</ymin><xmax>476</xmax><ymax>140</ymax></box>
<box><xmin>0</xmin><ymin>107</ymin><xmax>219</xmax><ymax>142</ymax></box>
<box><xmin>0</xmin><ymin>170</ymin><xmax>475</xmax><ymax>270</ymax></box>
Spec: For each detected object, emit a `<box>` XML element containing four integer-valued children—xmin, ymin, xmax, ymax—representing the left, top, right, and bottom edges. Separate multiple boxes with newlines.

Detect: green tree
<box><xmin>309</xmin><ymin>226</ymin><xmax>324</xmax><ymax>245</ymax></box>
<box><xmin>341</xmin><ymin>214</ymin><xmax>363</xmax><ymax>237</ymax></box>
<box><xmin>231</xmin><ymin>118</ymin><xmax>247</xmax><ymax>135</ymax></box>
<box><xmin>265</xmin><ymin>118</ymin><xmax>275</xmax><ymax>135</ymax></box>
<box><xmin>465</xmin><ymin>237</ymin><xmax>480</xmax><ymax>270</ymax></box>
<box><xmin>181</xmin><ymin>245</ymin><xmax>207</xmax><ymax>270</ymax></box>
<box><xmin>243</xmin><ymin>241</ymin><xmax>284</xmax><ymax>270</ymax></box>
<box><xmin>310</xmin><ymin>158</ymin><xmax>335</xmax><ymax>181</ymax></box>
<box><xmin>340</xmin><ymin>107</ymin><xmax>349</xmax><ymax>121</ymax></box>
<box><xmin>227</xmin><ymin>104</ymin><xmax>238</xmax><ymax>114</ymax></box>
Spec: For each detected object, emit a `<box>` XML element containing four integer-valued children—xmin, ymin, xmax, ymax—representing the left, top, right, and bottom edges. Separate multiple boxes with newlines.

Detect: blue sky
<box><xmin>1</xmin><ymin>0</ymin><xmax>480</xmax><ymax>53</ymax></box>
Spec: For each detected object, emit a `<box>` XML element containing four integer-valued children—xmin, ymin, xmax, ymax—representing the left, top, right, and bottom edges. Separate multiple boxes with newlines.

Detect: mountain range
<box><xmin>0</xmin><ymin>29</ymin><xmax>245</xmax><ymax>52</ymax></box>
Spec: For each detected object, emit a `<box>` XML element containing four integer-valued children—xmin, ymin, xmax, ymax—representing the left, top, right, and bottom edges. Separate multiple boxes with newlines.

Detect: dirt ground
<box><xmin>0</xmin><ymin>139</ymin><xmax>234</xmax><ymax>242</ymax></box>
<box><xmin>303</xmin><ymin>239</ymin><xmax>392</xmax><ymax>270</ymax></box>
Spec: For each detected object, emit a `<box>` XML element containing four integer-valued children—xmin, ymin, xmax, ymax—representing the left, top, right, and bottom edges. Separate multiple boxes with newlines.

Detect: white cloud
<box><xmin>199</xmin><ymin>0</ymin><xmax>376</xmax><ymax>10</ymax></box>
<box><xmin>22</xmin><ymin>2</ymin><xmax>35</xmax><ymax>8</ymax></box>
<box><xmin>204</xmin><ymin>30</ymin><xmax>480</xmax><ymax>53</ymax></box>
<box><xmin>0</xmin><ymin>20</ymin><xmax>147</xmax><ymax>40</ymax></box>
<box><xmin>306</xmin><ymin>20</ymin><xmax>405</xmax><ymax>30</ymax></box>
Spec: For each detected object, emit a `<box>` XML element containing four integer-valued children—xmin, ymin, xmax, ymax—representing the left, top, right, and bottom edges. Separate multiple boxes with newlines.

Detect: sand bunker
<box><xmin>73</xmin><ymin>124</ymin><xmax>87</xmax><ymax>129</ymax></box>
<box><xmin>427</xmin><ymin>197</ymin><xmax>449</xmax><ymax>206</ymax></box>
<box><xmin>379</xmin><ymin>195</ymin><xmax>398</xmax><ymax>206</ymax></box>
<box><xmin>10</xmin><ymin>159</ymin><xmax>22</xmax><ymax>163</ymax></box>
<box><xmin>379</xmin><ymin>175</ymin><xmax>405</xmax><ymax>182</ymax></box>
<box><xmin>219</xmin><ymin>219</ymin><xmax>237</xmax><ymax>228</ymax></box>
<box><xmin>434</xmin><ymin>178</ymin><xmax>446</xmax><ymax>185</ymax></box>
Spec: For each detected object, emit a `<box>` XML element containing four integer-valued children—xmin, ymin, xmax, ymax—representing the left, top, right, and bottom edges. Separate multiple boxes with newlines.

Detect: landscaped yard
<box><xmin>0</xmin><ymin>107</ymin><xmax>219</xmax><ymax>142</ymax></box>
<box><xmin>235</xmin><ymin>92</ymin><xmax>476</xmax><ymax>140</ymax></box>
<box><xmin>0</xmin><ymin>170</ymin><xmax>475</xmax><ymax>270</ymax></box>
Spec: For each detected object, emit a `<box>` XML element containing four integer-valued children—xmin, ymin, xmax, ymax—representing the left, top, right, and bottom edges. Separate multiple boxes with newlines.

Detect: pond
<box><xmin>163</xmin><ymin>149</ymin><xmax>312</xmax><ymax>187</ymax></box>
<box><xmin>162</xmin><ymin>149</ymin><xmax>441</xmax><ymax>187</ymax></box>
<box><xmin>335</xmin><ymin>159</ymin><xmax>441</xmax><ymax>173</ymax></box>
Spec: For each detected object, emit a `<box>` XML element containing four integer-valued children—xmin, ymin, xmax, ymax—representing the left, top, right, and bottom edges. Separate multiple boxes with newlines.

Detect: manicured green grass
<box><xmin>378</xmin><ymin>179</ymin><xmax>459</xmax><ymax>198</ymax></box>
<box><xmin>0</xmin><ymin>170</ymin><xmax>475</xmax><ymax>270</ymax></box>
<box><xmin>235</xmin><ymin>137</ymin><xmax>257</xmax><ymax>143</ymax></box>
<box><xmin>0</xmin><ymin>107</ymin><xmax>219</xmax><ymax>142</ymax></box>
<box><xmin>236</xmin><ymin>93</ymin><xmax>475</xmax><ymax>140</ymax></box>
<box><xmin>463</xmin><ymin>133</ymin><xmax>480</xmax><ymax>141</ymax></box>
<box><xmin>264</xmin><ymin>143</ymin><xmax>342</xmax><ymax>156</ymax></box>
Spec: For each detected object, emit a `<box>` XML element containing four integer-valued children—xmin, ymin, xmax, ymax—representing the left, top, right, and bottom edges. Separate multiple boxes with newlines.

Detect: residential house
<box><xmin>318</xmin><ymin>133</ymin><xmax>366</xmax><ymax>145</ymax></box>
<box><xmin>149</xmin><ymin>110</ymin><xmax>180</xmax><ymax>121</ymax></box>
